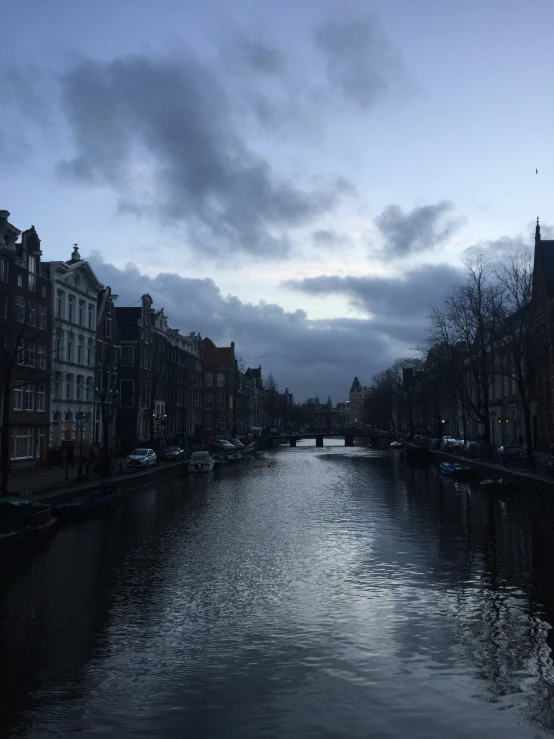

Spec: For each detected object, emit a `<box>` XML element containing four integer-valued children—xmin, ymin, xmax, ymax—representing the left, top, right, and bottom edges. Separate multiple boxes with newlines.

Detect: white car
<box><xmin>127</xmin><ymin>448</ymin><xmax>158</xmax><ymax>469</ymax></box>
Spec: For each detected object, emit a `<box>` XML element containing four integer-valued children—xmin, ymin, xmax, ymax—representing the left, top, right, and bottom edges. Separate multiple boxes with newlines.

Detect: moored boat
<box><xmin>188</xmin><ymin>451</ymin><xmax>215</xmax><ymax>473</ymax></box>
<box><xmin>390</xmin><ymin>441</ymin><xmax>403</xmax><ymax>449</ymax></box>
<box><xmin>52</xmin><ymin>484</ymin><xmax>122</xmax><ymax>518</ymax></box>
<box><xmin>440</xmin><ymin>462</ymin><xmax>473</xmax><ymax>478</ymax></box>
<box><xmin>227</xmin><ymin>453</ymin><xmax>243</xmax><ymax>463</ymax></box>
<box><xmin>0</xmin><ymin>499</ymin><xmax>57</xmax><ymax>542</ymax></box>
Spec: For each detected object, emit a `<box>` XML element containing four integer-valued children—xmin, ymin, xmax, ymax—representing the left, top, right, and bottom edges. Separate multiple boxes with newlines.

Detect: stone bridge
<box><xmin>266</xmin><ymin>433</ymin><xmax>398</xmax><ymax>448</ymax></box>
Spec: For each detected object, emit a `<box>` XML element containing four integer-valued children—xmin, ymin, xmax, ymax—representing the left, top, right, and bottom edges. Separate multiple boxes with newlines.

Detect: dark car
<box><xmin>227</xmin><ymin>438</ymin><xmax>245</xmax><ymax>451</ymax></box>
<box><xmin>211</xmin><ymin>439</ymin><xmax>236</xmax><ymax>453</ymax></box>
<box><xmin>162</xmin><ymin>446</ymin><xmax>186</xmax><ymax>461</ymax></box>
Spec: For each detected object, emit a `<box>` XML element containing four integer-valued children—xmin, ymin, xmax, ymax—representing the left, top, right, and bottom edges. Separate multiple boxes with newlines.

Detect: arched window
<box><xmin>67</xmin><ymin>332</ymin><xmax>74</xmax><ymax>362</ymax></box>
<box><xmin>76</xmin><ymin>375</ymin><xmax>83</xmax><ymax>400</ymax></box>
<box><xmin>77</xmin><ymin>335</ymin><xmax>84</xmax><ymax>364</ymax></box>
<box><xmin>86</xmin><ymin>338</ymin><xmax>93</xmax><ymax>366</ymax></box>
<box><xmin>66</xmin><ymin>373</ymin><xmax>74</xmax><ymax>400</ymax></box>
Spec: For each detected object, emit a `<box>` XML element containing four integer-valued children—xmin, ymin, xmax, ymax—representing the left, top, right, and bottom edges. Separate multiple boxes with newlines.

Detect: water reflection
<box><xmin>1</xmin><ymin>441</ymin><xmax>554</xmax><ymax>737</ymax></box>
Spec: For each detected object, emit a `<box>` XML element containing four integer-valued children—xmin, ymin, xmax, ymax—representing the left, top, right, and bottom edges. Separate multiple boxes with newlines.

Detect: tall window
<box><xmin>36</xmin><ymin>385</ymin><xmax>45</xmax><ymax>412</ymax></box>
<box><xmin>0</xmin><ymin>257</ymin><xmax>7</xmax><ymax>282</ymax></box>
<box><xmin>54</xmin><ymin>372</ymin><xmax>61</xmax><ymax>398</ymax></box>
<box><xmin>86</xmin><ymin>338</ymin><xmax>92</xmax><ymax>366</ymax></box>
<box><xmin>217</xmin><ymin>414</ymin><xmax>226</xmax><ymax>431</ymax></box>
<box><xmin>217</xmin><ymin>392</ymin><xmax>225</xmax><ymax>410</ymax></box>
<box><xmin>67</xmin><ymin>333</ymin><xmax>74</xmax><ymax>362</ymax></box>
<box><xmin>28</xmin><ymin>255</ymin><xmax>36</xmax><ymax>292</ymax></box>
<box><xmin>56</xmin><ymin>289</ymin><xmax>64</xmax><ymax>318</ymax></box>
<box><xmin>86</xmin><ymin>377</ymin><xmax>92</xmax><ymax>401</ymax></box>
<box><xmin>67</xmin><ymin>295</ymin><xmax>75</xmax><ymax>322</ymax></box>
<box><xmin>77</xmin><ymin>336</ymin><xmax>84</xmax><ymax>364</ymax></box>
<box><xmin>205</xmin><ymin>393</ymin><xmax>213</xmax><ymax>409</ymax></box>
<box><xmin>38</xmin><ymin>304</ymin><xmax>47</xmax><ymax>330</ymax></box>
<box><xmin>205</xmin><ymin>373</ymin><xmax>213</xmax><ymax>387</ymax></box>
<box><xmin>88</xmin><ymin>303</ymin><xmax>95</xmax><ymax>328</ymax></box>
<box><xmin>105</xmin><ymin>316</ymin><xmax>112</xmax><ymax>338</ymax></box>
<box><xmin>76</xmin><ymin>375</ymin><xmax>83</xmax><ymax>400</ymax></box>
<box><xmin>16</xmin><ymin>343</ymin><xmax>25</xmax><ymax>365</ymax></box>
<box><xmin>27</xmin><ymin>300</ymin><xmax>36</xmax><ymax>327</ymax></box>
<box><xmin>15</xmin><ymin>296</ymin><xmax>25</xmax><ymax>323</ymax></box>
<box><xmin>78</xmin><ymin>299</ymin><xmax>85</xmax><ymax>325</ymax></box>
<box><xmin>66</xmin><ymin>374</ymin><xmax>73</xmax><ymax>400</ymax></box>
<box><xmin>12</xmin><ymin>428</ymin><xmax>34</xmax><ymax>459</ymax></box>
<box><xmin>28</xmin><ymin>342</ymin><xmax>36</xmax><ymax>368</ymax></box>
<box><xmin>13</xmin><ymin>383</ymin><xmax>23</xmax><ymax>410</ymax></box>
<box><xmin>25</xmin><ymin>386</ymin><xmax>34</xmax><ymax>411</ymax></box>
<box><xmin>217</xmin><ymin>373</ymin><xmax>225</xmax><ymax>387</ymax></box>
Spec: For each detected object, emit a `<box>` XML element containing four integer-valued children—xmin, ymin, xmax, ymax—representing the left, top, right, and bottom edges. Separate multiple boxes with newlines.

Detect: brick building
<box><xmin>202</xmin><ymin>338</ymin><xmax>236</xmax><ymax>437</ymax></box>
<box><xmin>0</xmin><ymin>212</ymin><xmax>52</xmax><ymax>465</ymax></box>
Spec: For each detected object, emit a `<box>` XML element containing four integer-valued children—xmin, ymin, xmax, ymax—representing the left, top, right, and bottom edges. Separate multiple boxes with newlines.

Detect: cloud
<box><xmin>88</xmin><ymin>253</ymin><xmax>415</xmax><ymax>401</ymax></box>
<box><xmin>239</xmin><ymin>38</ymin><xmax>286</xmax><ymax>75</ymax></box>
<box><xmin>284</xmin><ymin>263</ymin><xmax>463</xmax><ymax>328</ymax></box>
<box><xmin>314</xmin><ymin>14</ymin><xmax>409</xmax><ymax>109</ymax></box>
<box><xmin>375</xmin><ymin>201</ymin><xmax>464</xmax><ymax>257</ymax></box>
<box><xmin>312</xmin><ymin>229</ymin><xmax>353</xmax><ymax>249</ymax></box>
<box><xmin>58</xmin><ymin>54</ymin><xmax>350</xmax><ymax>259</ymax></box>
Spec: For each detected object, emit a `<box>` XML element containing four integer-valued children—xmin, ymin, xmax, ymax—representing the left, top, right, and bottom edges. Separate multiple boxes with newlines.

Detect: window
<box><xmin>121</xmin><ymin>346</ymin><xmax>134</xmax><ymax>365</ymax></box>
<box><xmin>67</xmin><ymin>333</ymin><xmax>74</xmax><ymax>362</ymax></box>
<box><xmin>78</xmin><ymin>299</ymin><xmax>85</xmax><ymax>325</ymax></box>
<box><xmin>65</xmin><ymin>374</ymin><xmax>73</xmax><ymax>400</ymax></box>
<box><xmin>17</xmin><ymin>274</ymin><xmax>23</xmax><ymax>288</ymax></box>
<box><xmin>16</xmin><ymin>343</ymin><xmax>25</xmax><ymax>366</ymax></box>
<box><xmin>86</xmin><ymin>339</ymin><xmax>92</xmax><ymax>366</ymax></box>
<box><xmin>217</xmin><ymin>414</ymin><xmax>226</xmax><ymax>431</ymax></box>
<box><xmin>85</xmin><ymin>377</ymin><xmax>92</xmax><ymax>401</ymax></box>
<box><xmin>37</xmin><ymin>344</ymin><xmax>46</xmax><ymax>370</ymax></box>
<box><xmin>12</xmin><ymin>427</ymin><xmax>34</xmax><ymax>459</ymax></box>
<box><xmin>28</xmin><ymin>255</ymin><xmax>36</xmax><ymax>292</ymax></box>
<box><xmin>217</xmin><ymin>392</ymin><xmax>225</xmax><ymax>410</ymax></box>
<box><xmin>27</xmin><ymin>300</ymin><xmax>36</xmax><ymax>327</ymax></box>
<box><xmin>54</xmin><ymin>331</ymin><xmax>62</xmax><ymax>360</ymax></box>
<box><xmin>38</xmin><ymin>304</ymin><xmax>47</xmax><ymax>330</ymax></box>
<box><xmin>76</xmin><ymin>375</ymin><xmax>83</xmax><ymax>400</ymax></box>
<box><xmin>77</xmin><ymin>337</ymin><xmax>84</xmax><ymax>364</ymax></box>
<box><xmin>41</xmin><ymin>285</ymin><xmax>47</xmax><ymax>298</ymax></box>
<box><xmin>0</xmin><ymin>257</ymin><xmax>7</xmax><ymax>282</ymax></box>
<box><xmin>105</xmin><ymin>316</ymin><xmax>112</xmax><ymax>338</ymax></box>
<box><xmin>15</xmin><ymin>296</ymin><xmax>25</xmax><ymax>322</ymax></box>
<box><xmin>54</xmin><ymin>372</ymin><xmax>61</xmax><ymax>398</ymax></box>
<box><xmin>25</xmin><ymin>386</ymin><xmax>34</xmax><ymax>411</ymax></box>
<box><xmin>36</xmin><ymin>385</ymin><xmax>45</xmax><ymax>412</ymax></box>
<box><xmin>56</xmin><ymin>289</ymin><xmax>64</xmax><ymax>318</ymax></box>
<box><xmin>0</xmin><ymin>293</ymin><xmax>6</xmax><ymax>318</ymax></box>
<box><xmin>205</xmin><ymin>373</ymin><xmax>213</xmax><ymax>387</ymax></box>
<box><xmin>13</xmin><ymin>383</ymin><xmax>23</xmax><ymax>410</ymax></box>
<box><xmin>205</xmin><ymin>421</ymin><xmax>213</xmax><ymax>433</ymax></box>
<box><xmin>205</xmin><ymin>392</ymin><xmax>213</xmax><ymax>409</ymax></box>
<box><xmin>88</xmin><ymin>303</ymin><xmax>95</xmax><ymax>328</ymax></box>
<box><xmin>217</xmin><ymin>373</ymin><xmax>225</xmax><ymax>387</ymax></box>
<box><xmin>67</xmin><ymin>294</ymin><xmax>75</xmax><ymax>322</ymax></box>
<box><xmin>28</xmin><ymin>342</ymin><xmax>36</xmax><ymax>368</ymax></box>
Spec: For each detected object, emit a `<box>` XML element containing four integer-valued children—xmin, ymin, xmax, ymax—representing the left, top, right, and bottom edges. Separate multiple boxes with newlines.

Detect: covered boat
<box><xmin>0</xmin><ymin>499</ymin><xmax>57</xmax><ymax>542</ymax></box>
<box><xmin>52</xmin><ymin>484</ymin><xmax>122</xmax><ymax>518</ymax></box>
<box><xmin>188</xmin><ymin>451</ymin><xmax>214</xmax><ymax>473</ymax></box>
<box><xmin>440</xmin><ymin>462</ymin><xmax>473</xmax><ymax>478</ymax></box>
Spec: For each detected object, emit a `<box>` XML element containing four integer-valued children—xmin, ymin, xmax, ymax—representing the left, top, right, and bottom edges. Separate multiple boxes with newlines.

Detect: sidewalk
<box><xmin>7</xmin><ymin>457</ymin><xmax>125</xmax><ymax>496</ymax></box>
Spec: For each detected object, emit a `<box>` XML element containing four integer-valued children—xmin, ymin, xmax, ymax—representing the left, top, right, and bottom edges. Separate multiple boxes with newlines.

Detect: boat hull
<box><xmin>53</xmin><ymin>485</ymin><xmax>122</xmax><ymax>518</ymax></box>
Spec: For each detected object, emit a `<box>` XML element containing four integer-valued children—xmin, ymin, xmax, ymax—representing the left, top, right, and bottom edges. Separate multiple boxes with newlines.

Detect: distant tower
<box><xmin>350</xmin><ymin>376</ymin><xmax>362</xmax><ymax>393</ymax></box>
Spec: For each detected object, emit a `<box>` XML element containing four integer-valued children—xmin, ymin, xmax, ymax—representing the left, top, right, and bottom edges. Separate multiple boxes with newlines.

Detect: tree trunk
<box><xmin>102</xmin><ymin>415</ymin><xmax>112</xmax><ymax>477</ymax></box>
<box><xmin>522</xmin><ymin>391</ymin><xmax>535</xmax><ymax>472</ymax></box>
<box><xmin>0</xmin><ymin>377</ymin><xmax>11</xmax><ymax>496</ymax></box>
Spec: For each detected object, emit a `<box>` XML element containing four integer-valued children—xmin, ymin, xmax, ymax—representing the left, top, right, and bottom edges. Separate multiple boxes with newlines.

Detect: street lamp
<box><xmin>76</xmin><ymin>411</ymin><xmax>86</xmax><ymax>476</ymax></box>
<box><xmin>489</xmin><ymin>410</ymin><xmax>497</xmax><ymax>448</ymax></box>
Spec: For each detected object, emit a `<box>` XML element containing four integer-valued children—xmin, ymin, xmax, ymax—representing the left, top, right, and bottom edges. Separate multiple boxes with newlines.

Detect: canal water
<box><xmin>2</xmin><ymin>439</ymin><xmax>554</xmax><ymax>738</ymax></box>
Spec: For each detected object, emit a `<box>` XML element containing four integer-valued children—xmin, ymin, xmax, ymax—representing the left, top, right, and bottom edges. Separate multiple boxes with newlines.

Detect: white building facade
<box><xmin>47</xmin><ymin>247</ymin><xmax>104</xmax><ymax>452</ymax></box>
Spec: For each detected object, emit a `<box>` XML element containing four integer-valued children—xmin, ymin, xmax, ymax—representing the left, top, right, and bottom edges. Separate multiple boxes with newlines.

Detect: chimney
<box><xmin>71</xmin><ymin>243</ymin><xmax>81</xmax><ymax>262</ymax></box>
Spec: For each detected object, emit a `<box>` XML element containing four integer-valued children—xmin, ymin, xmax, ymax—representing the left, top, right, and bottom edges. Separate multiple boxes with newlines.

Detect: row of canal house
<box><xmin>0</xmin><ymin>210</ymin><xmax>268</xmax><ymax>465</ymax></box>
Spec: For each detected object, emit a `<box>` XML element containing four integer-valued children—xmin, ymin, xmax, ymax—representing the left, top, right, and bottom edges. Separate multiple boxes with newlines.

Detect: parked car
<box><xmin>211</xmin><ymin>440</ymin><xmax>236</xmax><ymax>453</ymax></box>
<box><xmin>441</xmin><ymin>436</ymin><xmax>457</xmax><ymax>449</ymax></box>
<box><xmin>162</xmin><ymin>446</ymin><xmax>186</xmax><ymax>461</ymax></box>
<box><xmin>127</xmin><ymin>448</ymin><xmax>158</xmax><ymax>469</ymax></box>
<box><xmin>227</xmin><ymin>438</ymin><xmax>245</xmax><ymax>451</ymax></box>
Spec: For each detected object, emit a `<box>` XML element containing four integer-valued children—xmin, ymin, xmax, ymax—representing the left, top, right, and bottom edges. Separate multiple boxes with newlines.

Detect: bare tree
<box><xmin>95</xmin><ymin>337</ymin><xmax>120</xmax><ymax>476</ymax></box>
<box><xmin>429</xmin><ymin>258</ymin><xmax>501</xmax><ymax>454</ymax></box>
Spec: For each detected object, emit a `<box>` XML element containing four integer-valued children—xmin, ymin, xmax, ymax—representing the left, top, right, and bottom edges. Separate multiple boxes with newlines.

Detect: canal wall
<box><xmin>30</xmin><ymin>462</ymin><xmax>188</xmax><ymax>504</ymax></box>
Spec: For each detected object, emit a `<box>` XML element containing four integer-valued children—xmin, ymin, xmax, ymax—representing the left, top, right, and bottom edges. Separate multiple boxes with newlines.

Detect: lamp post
<box><xmin>489</xmin><ymin>410</ymin><xmax>497</xmax><ymax>449</ymax></box>
<box><xmin>76</xmin><ymin>411</ymin><xmax>86</xmax><ymax>476</ymax></box>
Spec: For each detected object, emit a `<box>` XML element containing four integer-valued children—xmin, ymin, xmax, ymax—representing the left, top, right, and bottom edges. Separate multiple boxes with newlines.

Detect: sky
<box><xmin>1</xmin><ymin>0</ymin><xmax>553</xmax><ymax>402</ymax></box>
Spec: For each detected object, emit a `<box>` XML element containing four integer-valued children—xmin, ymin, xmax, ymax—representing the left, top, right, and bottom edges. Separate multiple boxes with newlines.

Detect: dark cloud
<box><xmin>88</xmin><ymin>253</ymin><xmax>414</xmax><ymax>401</ymax></box>
<box><xmin>58</xmin><ymin>54</ymin><xmax>350</xmax><ymax>259</ymax></box>
<box><xmin>283</xmin><ymin>263</ymin><xmax>463</xmax><ymax>327</ymax></box>
<box><xmin>375</xmin><ymin>201</ymin><xmax>464</xmax><ymax>257</ymax></box>
<box><xmin>239</xmin><ymin>38</ymin><xmax>286</xmax><ymax>75</ymax></box>
<box><xmin>314</xmin><ymin>14</ymin><xmax>408</xmax><ymax>109</ymax></box>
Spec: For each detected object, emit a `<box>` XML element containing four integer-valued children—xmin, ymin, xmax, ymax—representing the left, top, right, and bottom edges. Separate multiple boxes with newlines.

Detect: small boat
<box><xmin>0</xmin><ymin>499</ymin><xmax>57</xmax><ymax>542</ymax></box>
<box><xmin>481</xmin><ymin>478</ymin><xmax>515</xmax><ymax>492</ymax></box>
<box><xmin>52</xmin><ymin>484</ymin><xmax>122</xmax><ymax>518</ymax></box>
<box><xmin>227</xmin><ymin>453</ymin><xmax>243</xmax><ymax>463</ymax></box>
<box><xmin>188</xmin><ymin>451</ymin><xmax>214</xmax><ymax>473</ymax></box>
<box><xmin>212</xmin><ymin>454</ymin><xmax>227</xmax><ymax>467</ymax></box>
<box><xmin>390</xmin><ymin>441</ymin><xmax>403</xmax><ymax>449</ymax></box>
<box><xmin>440</xmin><ymin>462</ymin><xmax>474</xmax><ymax>478</ymax></box>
